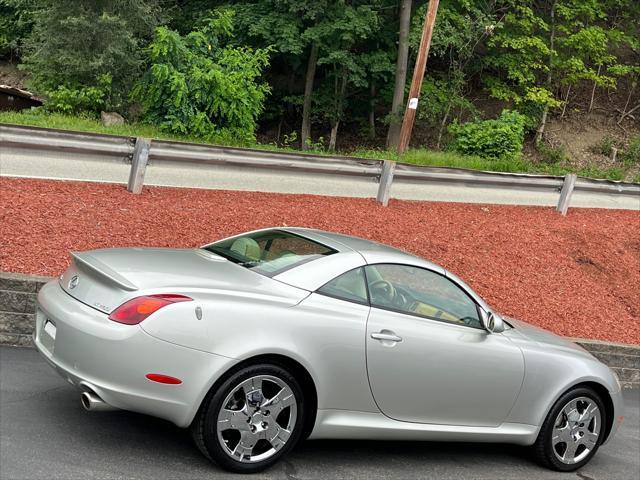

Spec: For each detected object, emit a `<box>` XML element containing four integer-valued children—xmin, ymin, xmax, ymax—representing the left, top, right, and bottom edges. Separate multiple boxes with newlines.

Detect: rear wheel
<box><xmin>532</xmin><ymin>387</ymin><xmax>606</xmax><ymax>471</ymax></box>
<box><xmin>191</xmin><ymin>364</ymin><xmax>305</xmax><ymax>473</ymax></box>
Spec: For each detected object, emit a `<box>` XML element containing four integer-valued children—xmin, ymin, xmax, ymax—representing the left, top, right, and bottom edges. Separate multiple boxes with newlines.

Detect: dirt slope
<box><xmin>1</xmin><ymin>177</ymin><xmax>638</xmax><ymax>344</ymax></box>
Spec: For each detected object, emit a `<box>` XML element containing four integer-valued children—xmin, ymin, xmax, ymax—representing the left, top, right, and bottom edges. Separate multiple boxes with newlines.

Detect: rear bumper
<box><xmin>35</xmin><ymin>280</ymin><xmax>235</xmax><ymax>427</ymax></box>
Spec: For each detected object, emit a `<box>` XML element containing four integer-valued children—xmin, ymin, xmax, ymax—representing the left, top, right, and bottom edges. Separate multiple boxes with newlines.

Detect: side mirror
<box><xmin>480</xmin><ymin>309</ymin><xmax>505</xmax><ymax>333</ymax></box>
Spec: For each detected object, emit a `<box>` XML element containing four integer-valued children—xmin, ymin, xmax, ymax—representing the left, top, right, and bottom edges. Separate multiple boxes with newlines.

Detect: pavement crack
<box><xmin>283</xmin><ymin>460</ymin><xmax>302</xmax><ymax>480</ymax></box>
<box><xmin>577</xmin><ymin>473</ymin><xmax>596</xmax><ymax>480</ymax></box>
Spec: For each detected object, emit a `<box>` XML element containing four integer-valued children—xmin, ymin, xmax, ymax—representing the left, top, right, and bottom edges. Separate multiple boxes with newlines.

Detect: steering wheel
<box><xmin>459</xmin><ymin>316</ymin><xmax>479</xmax><ymax>327</ymax></box>
<box><xmin>369</xmin><ymin>279</ymin><xmax>396</xmax><ymax>304</ymax></box>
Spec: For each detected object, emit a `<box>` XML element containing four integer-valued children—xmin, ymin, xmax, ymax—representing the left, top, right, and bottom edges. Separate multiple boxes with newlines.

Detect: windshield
<box><xmin>203</xmin><ymin>230</ymin><xmax>336</xmax><ymax>277</ymax></box>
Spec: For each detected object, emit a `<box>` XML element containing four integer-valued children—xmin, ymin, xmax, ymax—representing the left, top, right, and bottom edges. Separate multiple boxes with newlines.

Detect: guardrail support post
<box><xmin>376</xmin><ymin>160</ymin><xmax>396</xmax><ymax>206</ymax></box>
<box><xmin>127</xmin><ymin>137</ymin><xmax>151</xmax><ymax>194</ymax></box>
<box><xmin>556</xmin><ymin>173</ymin><xmax>577</xmax><ymax>215</ymax></box>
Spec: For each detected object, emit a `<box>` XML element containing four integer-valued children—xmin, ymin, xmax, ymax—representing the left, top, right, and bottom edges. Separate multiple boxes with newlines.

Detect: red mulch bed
<box><xmin>1</xmin><ymin>177</ymin><xmax>638</xmax><ymax>344</ymax></box>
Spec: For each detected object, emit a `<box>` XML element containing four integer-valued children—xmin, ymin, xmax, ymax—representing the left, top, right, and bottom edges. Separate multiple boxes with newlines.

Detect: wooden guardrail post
<box><xmin>376</xmin><ymin>160</ymin><xmax>396</xmax><ymax>206</ymax></box>
<box><xmin>556</xmin><ymin>173</ymin><xmax>577</xmax><ymax>215</ymax></box>
<box><xmin>127</xmin><ymin>137</ymin><xmax>151</xmax><ymax>194</ymax></box>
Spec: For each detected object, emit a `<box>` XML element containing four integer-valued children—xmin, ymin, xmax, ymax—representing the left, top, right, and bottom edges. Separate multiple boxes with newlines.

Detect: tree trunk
<box><xmin>436</xmin><ymin>101</ymin><xmax>451</xmax><ymax>150</ymax></box>
<box><xmin>328</xmin><ymin>73</ymin><xmax>348</xmax><ymax>151</ymax></box>
<box><xmin>588</xmin><ymin>64</ymin><xmax>602</xmax><ymax>114</ymax></box>
<box><xmin>535</xmin><ymin>1</ymin><xmax>556</xmax><ymax>147</ymax></box>
<box><xmin>276</xmin><ymin>115</ymin><xmax>283</xmax><ymax>144</ymax></box>
<box><xmin>386</xmin><ymin>0</ymin><xmax>412</xmax><ymax>150</ymax></box>
<box><xmin>369</xmin><ymin>81</ymin><xmax>376</xmax><ymax>140</ymax></box>
<box><xmin>329</xmin><ymin>121</ymin><xmax>340</xmax><ymax>150</ymax></box>
<box><xmin>560</xmin><ymin>85</ymin><xmax>571</xmax><ymax>119</ymax></box>
<box><xmin>301</xmin><ymin>43</ymin><xmax>319</xmax><ymax>150</ymax></box>
<box><xmin>619</xmin><ymin>102</ymin><xmax>640</xmax><ymax>122</ymax></box>
<box><xmin>618</xmin><ymin>80</ymin><xmax>637</xmax><ymax>123</ymax></box>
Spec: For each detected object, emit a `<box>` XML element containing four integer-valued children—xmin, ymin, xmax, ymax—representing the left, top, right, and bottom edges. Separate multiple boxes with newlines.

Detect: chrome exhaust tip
<box><xmin>80</xmin><ymin>391</ymin><xmax>117</xmax><ymax>412</ymax></box>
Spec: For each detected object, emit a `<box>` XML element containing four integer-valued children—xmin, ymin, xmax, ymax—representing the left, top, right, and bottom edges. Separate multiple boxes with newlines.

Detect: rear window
<box><xmin>203</xmin><ymin>230</ymin><xmax>336</xmax><ymax>276</ymax></box>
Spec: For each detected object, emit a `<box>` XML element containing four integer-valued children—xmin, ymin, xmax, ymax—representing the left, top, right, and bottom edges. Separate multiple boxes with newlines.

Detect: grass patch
<box><xmin>1</xmin><ymin>109</ymin><xmax>636</xmax><ymax>183</ymax></box>
<box><xmin>355</xmin><ymin>148</ymin><xmax>629</xmax><ymax>181</ymax></box>
<box><xmin>0</xmin><ymin>109</ymin><xmax>249</xmax><ymax>147</ymax></box>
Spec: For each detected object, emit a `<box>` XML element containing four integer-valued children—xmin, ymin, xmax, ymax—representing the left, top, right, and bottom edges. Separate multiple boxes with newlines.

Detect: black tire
<box><xmin>532</xmin><ymin>386</ymin><xmax>607</xmax><ymax>472</ymax></box>
<box><xmin>191</xmin><ymin>363</ymin><xmax>306</xmax><ymax>473</ymax></box>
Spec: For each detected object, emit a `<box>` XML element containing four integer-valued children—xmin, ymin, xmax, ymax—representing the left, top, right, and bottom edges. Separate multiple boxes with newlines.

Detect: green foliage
<box><xmin>621</xmin><ymin>136</ymin><xmax>640</xmax><ymax>165</ymax></box>
<box><xmin>448</xmin><ymin>110</ymin><xmax>527</xmax><ymax>162</ymax></box>
<box><xmin>2</xmin><ymin>0</ymin><xmax>638</xmax><ymax>172</ymax></box>
<box><xmin>484</xmin><ymin>4</ymin><xmax>554</xmax><ymax>106</ymax></box>
<box><xmin>417</xmin><ymin>75</ymin><xmax>478</xmax><ymax>127</ymax></box>
<box><xmin>590</xmin><ymin>135</ymin><xmax>618</xmax><ymax>157</ymax></box>
<box><xmin>536</xmin><ymin>143</ymin><xmax>569</xmax><ymax>165</ymax></box>
<box><xmin>44</xmin><ymin>75</ymin><xmax>112</xmax><ymax>115</ymax></box>
<box><xmin>132</xmin><ymin>10</ymin><xmax>271</xmax><ymax>142</ymax></box>
<box><xmin>411</xmin><ymin>1</ymin><xmax>490</xmax><ymax>137</ymax></box>
<box><xmin>19</xmin><ymin>0</ymin><xmax>163</xmax><ymax>111</ymax></box>
<box><xmin>484</xmin><ymin>0</ymin><xmax>636</xmax><ymax>129</ymax></box>
<box><xmin>0</xmin><ymin>0</ymin><xmax>35</xmax><ymax>58</ymax></box>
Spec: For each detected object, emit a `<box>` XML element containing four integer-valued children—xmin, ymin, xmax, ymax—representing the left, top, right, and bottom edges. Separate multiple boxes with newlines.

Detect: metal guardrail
<box><xmin>2</xmin><ymin>123</ymin><xmax>639</xmax><ymax>212</ymax></box>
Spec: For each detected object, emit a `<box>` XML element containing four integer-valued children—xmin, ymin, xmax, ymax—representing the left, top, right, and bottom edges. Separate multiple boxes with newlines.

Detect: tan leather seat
<box><xmin>229</xmin><ymin>237</ymin><xmax>261</xmax><ymax>261</ymax></box>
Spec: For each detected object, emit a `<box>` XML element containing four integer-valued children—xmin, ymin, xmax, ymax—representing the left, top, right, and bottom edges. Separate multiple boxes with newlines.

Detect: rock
<box><xmin>100</xmin><ymin>111</ymin><xmax>125</xmax><ymax>127</ymax></box>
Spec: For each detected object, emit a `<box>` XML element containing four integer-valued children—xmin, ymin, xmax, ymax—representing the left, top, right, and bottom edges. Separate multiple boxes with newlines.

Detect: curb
<box><xmin>1</xmin><ymin>271</ymin><xmax>638</xmax><ymax>387</ymax></box>
<box><xmin>0</xmin><ymin>271</ymin><xmax>51</xmax><ymax>347</ymax></box>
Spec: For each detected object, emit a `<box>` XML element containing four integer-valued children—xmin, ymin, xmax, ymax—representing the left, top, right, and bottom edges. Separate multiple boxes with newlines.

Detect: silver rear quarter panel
<box><xmin>35</xmin><ymin>281</ymin><xmax>235</xmax><ymax>427</ymax></box>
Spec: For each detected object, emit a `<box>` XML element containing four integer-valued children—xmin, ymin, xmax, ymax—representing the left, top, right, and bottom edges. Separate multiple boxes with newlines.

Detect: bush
<box><xmin>590</xmin><ymin>136</ymin><xmax>618</xmax><ymax>157</ymax></box>
<box><xmin>621</xmin><ymin>136</ymin><xmax>640</xmax><ymax>165</ymax></box>
<box><xmin>44</xmin><ymin>75</ymin><xmax>112</xmax><ymax>115</ymax></box>
<box><xmin>131</xmin><ymin>10</ymin><xmax>271</xmax><ymax>143</ymax></box>
<box><xmin>537</xmin><ymin>143</ymin><xmax>569</xmax><ymax>165</ymax></box>
<box><xmin>448</xmin><ymin>110</ymin><xmax>526</xmax><ymax>162</ymax></box>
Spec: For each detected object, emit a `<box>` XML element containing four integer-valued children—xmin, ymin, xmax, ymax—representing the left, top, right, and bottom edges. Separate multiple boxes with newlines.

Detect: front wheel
<box><xmin>191</xmin><ymin>364</ymin><xmax>305</xmax><ymax>473</ymax></box>
<box><xmin>532</xmin><ymin>387</ymin><xmax>606</xmax><ymax>471</ymax></box>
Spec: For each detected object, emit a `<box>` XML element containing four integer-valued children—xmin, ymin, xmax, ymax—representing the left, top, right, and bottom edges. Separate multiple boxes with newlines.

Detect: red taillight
<box><xmin>108</xmin><ymin>294</ymin><xmax>192</xmax><ymax>325</ymax></box>
<box><xmin>146</xmin><ymin>373</ymin><xmax>182</xmax><ymax>385</ymax></box>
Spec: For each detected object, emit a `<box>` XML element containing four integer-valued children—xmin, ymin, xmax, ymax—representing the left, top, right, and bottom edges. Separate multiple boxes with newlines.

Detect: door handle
<box><xmin>371</xmin><ymin>331</ymin><xmax>403</xmax><ymax>343</ymax></box>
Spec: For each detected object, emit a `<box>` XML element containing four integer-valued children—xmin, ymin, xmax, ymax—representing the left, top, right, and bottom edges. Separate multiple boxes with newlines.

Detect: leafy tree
<box><xmin>19</xmin><ymin>0</ymin><xmax>163</xmax><ymax>112</ymax></box>
<box><xmin>386</xmin><ymin>0</ymin><xmax>412</xmax><ymax>149</ymax></box>
<box><xmin>231</xmin><ymin>0</ymin><xmax>331</xmax><ymax>149</ymax></box>
<box><xmin>309</xmin><ymin>2</ymin><xmax>382</xmax><ymax>150</ymax></box>
<box><xmin>417</xmin><ymin>75</ymin><xmax>477</xmax><ymax>147</ymax></box>
<box><xmin>413</xmin><ymin>0</ymin><xmax>495</xmax><ymax>148</ymax></box>
<box><xmin>0</xmin><ymin>0</ymin><xmax>35</xmax><ymax>59</ymax></box>
<box><xmin>132</xmin><ymin>10</ymin><xmax>271</xmax><ymax>142</ymax></box>
<box><xmin>484</xmin><ymin>1</ymin><xmax>559</xmax><ymax>134</ymax></box>
<box><xmin>554</xmin><ymin>0</ymin><xmax>624</xmax><ymax>117</ymax></box>
<box><xmin>4</xmin><ymin>0</ymin><xmax>638</xmax><ymax>153</ymax></box>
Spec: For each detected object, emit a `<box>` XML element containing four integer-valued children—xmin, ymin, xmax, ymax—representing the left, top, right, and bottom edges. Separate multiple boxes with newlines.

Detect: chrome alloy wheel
<box><xmin>552</xmin><ymin>396</ymin><xmax>601</xmax><ymax>465</ymax></box>
<box><xmin>216</xmin><ymin>374</ymin><xmax>298</xmax><ymax>463</ymax></box>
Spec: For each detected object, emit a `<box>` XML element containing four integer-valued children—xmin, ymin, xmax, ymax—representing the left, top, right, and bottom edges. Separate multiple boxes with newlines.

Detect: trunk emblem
<box><xmin>69</xmin><ymin>275</ymin><xmax>79</xmax><ymax>289</ymax></box>
<box><xmin>195</xmin><ymin>306</ymin><xmax>203</xmax><ymax>320</ymax></box>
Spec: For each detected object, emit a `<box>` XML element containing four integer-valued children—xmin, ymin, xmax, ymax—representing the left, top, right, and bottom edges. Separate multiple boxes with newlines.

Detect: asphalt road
<box><xmin>2</xmin><ymin>147</ymin><xmax>639</xmax><ymax>209</ymax></box>
<box><xmin>1</xmin><ymin>346</ymin><xmax>639</xmax><ymax>480</ymax></box>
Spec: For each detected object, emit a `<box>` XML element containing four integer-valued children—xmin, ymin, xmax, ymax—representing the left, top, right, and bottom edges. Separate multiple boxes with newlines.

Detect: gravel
<box><xmin>1</xmin><ymin>177</ymin><xmax>638</xmax><ymax>344</ymax></box>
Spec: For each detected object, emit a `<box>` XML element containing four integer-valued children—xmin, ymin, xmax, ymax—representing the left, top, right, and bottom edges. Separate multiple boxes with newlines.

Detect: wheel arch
<box><xmin>192</xmin><ymin>353</ymin><xmax>318</xmax><ymax>440</ymax></box>
<box><xmin>544</xmin><ymin>381</ymin><xmax>615</xmax><ymax>443</ymax></box>
<box><xmin>573</xmin><ymin>381</ymin><xmax>615</xmax><ymax>443</ymax></box>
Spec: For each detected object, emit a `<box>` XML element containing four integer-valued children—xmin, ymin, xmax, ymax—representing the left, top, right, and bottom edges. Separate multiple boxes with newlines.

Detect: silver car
<box><xmin>35</xmin><ymin>227</ymin><xmax>623</xmax><ymax>473</ymax></box>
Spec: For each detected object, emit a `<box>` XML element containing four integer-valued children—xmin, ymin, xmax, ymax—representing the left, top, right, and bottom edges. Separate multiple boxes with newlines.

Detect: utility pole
<box><xmin>397</xmin><ymin>0</ymin><xmax>440</xmax><ymax>154</ymax></box>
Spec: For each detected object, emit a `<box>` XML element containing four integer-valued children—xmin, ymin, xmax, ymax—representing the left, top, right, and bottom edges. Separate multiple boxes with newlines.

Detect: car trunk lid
<box><xmin>59</xmin><ymin>247</ymin><xmax>303</xmax><ymax>314</ymax></box>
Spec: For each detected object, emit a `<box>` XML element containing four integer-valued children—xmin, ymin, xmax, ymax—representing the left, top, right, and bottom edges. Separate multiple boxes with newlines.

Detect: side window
<box><xmin>365</xmin><ymin>264</ymin><xmax>481</xmax><ymax>328</ymax></box>
<box><xmin>317</xmin><ymin>267</ymin><xmax>368</xmax><ymax>305</ymax></box>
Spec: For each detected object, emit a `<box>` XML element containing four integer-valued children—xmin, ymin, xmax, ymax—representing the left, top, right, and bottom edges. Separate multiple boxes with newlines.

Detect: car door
<box><xmin>364</xmin><ymin>264</ymin><xmax>524</xmax><ymax>427</ymax></box>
